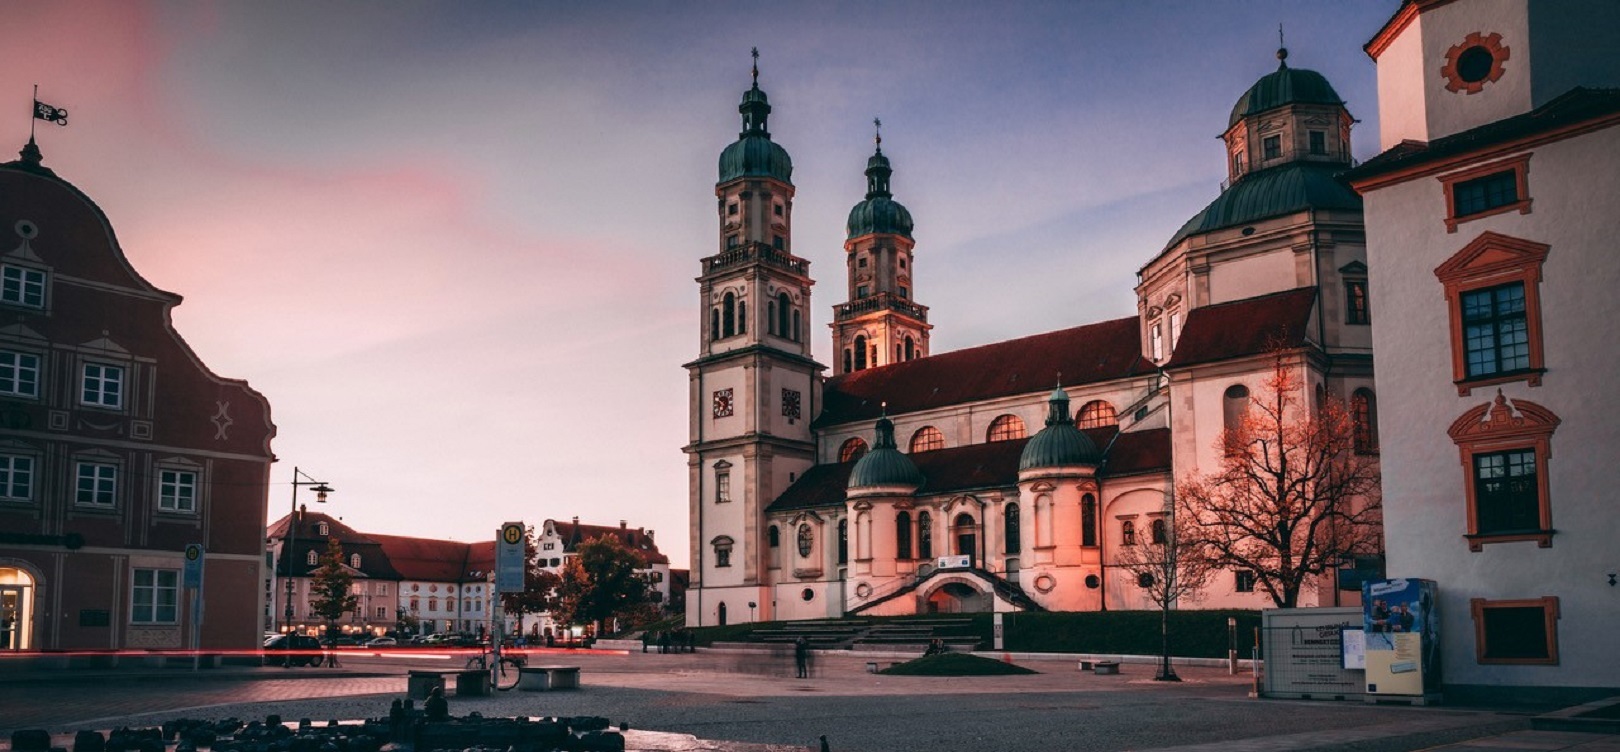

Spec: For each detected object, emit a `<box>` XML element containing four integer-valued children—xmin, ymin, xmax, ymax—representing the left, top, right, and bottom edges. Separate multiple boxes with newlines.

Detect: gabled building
<box><xmin>266</xmin><ymin>511</ymin><xmax>400</xmax><ymax>637</ymax></box>
<box><xmin>537</xmin><ymin>517</ymin><xmax>672</xmax><ymax>606</ymax></box>
<box><xmin>1345</xmin><ymin>0</ymin><xmax>1620</xmax><ymax>702</ymax></box>
<box><xmin>687</xmin><ymin>51</ymin><xmax>1380</xmax><ymax>626</ymax></box>
<box><xmin>1</xmin><ymin>140</ymin><xmax>276</xmax><ymax>651</ymax></box>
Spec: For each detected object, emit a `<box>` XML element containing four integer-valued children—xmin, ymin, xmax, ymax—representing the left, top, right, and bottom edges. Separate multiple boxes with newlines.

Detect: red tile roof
<box><xmin>370</xmin><ymin>534</ymin><xmax>477</xmax><ymax>582</ymax></box>
<box><xmin>1164</xmin><ymin>288</ymin><xmax>1316</xmax><ymax>369</ymax></box>
<box><xmin>552</xmin><ymin>521</ymin><xmax>670</xmax><ymax>565</ymax></box>
<box><xmin>817</xmin><ymin>316</ymin><xmax>1152</xmax><ymax>427</ymax></box>
<box><xmin>767</xmin><ymin>427</ymin><xmax>1172</xmax><ymax>513</ymax></box>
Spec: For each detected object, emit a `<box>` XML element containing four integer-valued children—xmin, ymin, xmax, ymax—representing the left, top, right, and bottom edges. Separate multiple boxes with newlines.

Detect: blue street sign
<box><xmin>183</xmin><ymin>544</ymin><xmax>204</xmax><ymax>588</ymax></box>
<box><xmin>496</xmin><ymin>522</ymin><xmax>525</xmax><ymax>594</ymax></box>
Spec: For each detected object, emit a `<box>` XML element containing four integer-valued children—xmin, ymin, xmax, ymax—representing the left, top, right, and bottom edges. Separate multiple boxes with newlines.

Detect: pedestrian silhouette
<box><xmin>794</xmin><ymin>636</ymin><xmax>809</xmax><ymax>679</ymax></box>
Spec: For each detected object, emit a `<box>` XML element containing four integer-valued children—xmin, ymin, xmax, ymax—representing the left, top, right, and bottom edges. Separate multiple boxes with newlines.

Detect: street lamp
<box><xmin>280</xmin><ymin>467</ymin><xmax>334</xmax><ymax>634</ymax></box>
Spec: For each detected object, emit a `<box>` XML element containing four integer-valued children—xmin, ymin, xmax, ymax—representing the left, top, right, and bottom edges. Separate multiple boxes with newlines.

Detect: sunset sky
<box><xmin>2</xmin><ymin>1</ymin><xmax>1400</xmax><ymax>567</ymax></box>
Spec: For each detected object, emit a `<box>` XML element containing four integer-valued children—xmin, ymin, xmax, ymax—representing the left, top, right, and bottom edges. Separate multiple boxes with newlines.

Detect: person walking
<box><xmin>794</xmin><ymin>635</ymin><xmax>809</xmax><ymax>679</ymax></box>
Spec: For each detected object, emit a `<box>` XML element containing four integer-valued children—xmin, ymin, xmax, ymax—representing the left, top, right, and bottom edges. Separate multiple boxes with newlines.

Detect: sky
<box><xmin>1</xmin><ymin>1</ymin><xmax>1402</xmax><ymax>568</ymax></box>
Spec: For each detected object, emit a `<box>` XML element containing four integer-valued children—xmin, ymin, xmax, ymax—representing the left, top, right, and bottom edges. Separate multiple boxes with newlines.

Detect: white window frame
<box><xmin>1</xmin><ymin>264</ymin><xmax>46</xmax><ymax>308</ymax></box>
<box><xmin>131</xmin><ymin>568</ymin><xmax>179</xmax><ymax>624</ymax></box>
<box><xmin>81</xmin><ymin>363</ymin><xmax>124</xmax><ymax>409</ymax></box>
<box><xmin>0</xmin><ymin>454</ymin><xmax>35</xmax><ymax>501</ymax></box>
<box><xmin>0</xmin><ymin>350</ymin><xmax>41</xmax><ymax>398</ymax></box>
<box><xmin>157</xmin><ymin>468</ymin><xmax>198</xmax><ymax>513</ymax></box>
<box><xmin>306</xmin><ymin>550</ymin><xmax>318</xmax><ymax>566</ymax></box>
<box><xmin>1150</xmin><ymin>323</ymin><xmax>1164</xmax><ymax>361</ymax></box>
<box><xmin>75</xmin><ymin>461</ymin><xmax>118</xmax><ymax>508</ymax></box>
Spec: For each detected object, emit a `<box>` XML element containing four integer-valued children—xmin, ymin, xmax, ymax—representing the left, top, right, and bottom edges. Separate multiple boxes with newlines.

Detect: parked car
<box><xmin>364</xmin><ymin>636</ymin><xmax>397</xmax><ymax>648</ymax></box>
<box><xmin>262</xmin><ymin>634</ymin><xmax>325</xmax><ymax>667</ymax></box>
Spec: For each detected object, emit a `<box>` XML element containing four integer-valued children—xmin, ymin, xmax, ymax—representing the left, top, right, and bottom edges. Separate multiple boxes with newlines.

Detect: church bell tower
<box><xmin>832</xmin><ymin>121</ymin><xmax>931</xmax><ymax>375</ymax></box>
<box><xmin>684</xmin><ymin>51</ymin><xmax>822</xmax><ymax>627</ymax></box>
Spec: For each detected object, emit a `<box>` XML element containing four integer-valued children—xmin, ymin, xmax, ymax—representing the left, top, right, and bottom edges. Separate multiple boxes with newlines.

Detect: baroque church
<box><xmin>685</xmin><ymin>50</ymin><xmax>1378</xmax><ymax>626</ymax></box>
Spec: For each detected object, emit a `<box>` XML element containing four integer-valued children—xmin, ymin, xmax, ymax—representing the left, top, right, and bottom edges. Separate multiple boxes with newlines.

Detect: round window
<box><xmin>1084</xmin><ymin>574</ymin><xmax>1101</xmax><ymax>589</ymax></box>
<box><xmin>1442</xmin><ymin>32</ymin><xmax>1509</xmax><ymax>94</ymax></box>
<box><xmin>1137</xmin><ymin>573</ymin><xmax>1156</xmax><ymax>588</ymax></box>
<box><xmin>1456</xmin><ymin>46</ymin><xmax>1494</xmax><ymax>83</ymax></box>
<box><xmin>801</xmin><ymin>588</ymin><xmax>814</xmax><ymax>602</ymax></box>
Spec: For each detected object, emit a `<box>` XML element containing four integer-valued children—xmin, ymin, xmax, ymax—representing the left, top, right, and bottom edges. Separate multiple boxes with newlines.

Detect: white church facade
<box><xmin>686</xmin><ymin>50</ymin><xmax>1381</xmax><ymax>626</ymax></box>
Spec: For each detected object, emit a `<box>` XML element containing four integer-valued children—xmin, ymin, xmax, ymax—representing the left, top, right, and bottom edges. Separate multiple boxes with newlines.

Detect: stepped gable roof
<box><xmin>1160</xmin><ymin>162</ymin><xmax>1362</xmax><ymax>253</ymax></box>
<box><xmin>1344</xmin><ymin>87</ymin><xmax>1620</xmax><ymax>188</ymax></box>
<box><xmin>553</xmin><ymin>520</ymin><xmax>670</xmax><ymax>565</ymax></box>
<box><xmin>1165</xmin><ymin>287</ymin><xmax>1317</xmax><ymax>369</ymax></box>
<box><xmin>817</xmin><ymin>316</ymin><xmax>1151</xmax><ymax>428</ymax></box>
<box><xmin>767</xmin><ymin>427</ymin><xmax>1172</xmax><ymax>513</ymax></box>
<box><xmin>369</xmin><ymin>534</ymin><xmax>475</xmax><ymax>582</ymax></box>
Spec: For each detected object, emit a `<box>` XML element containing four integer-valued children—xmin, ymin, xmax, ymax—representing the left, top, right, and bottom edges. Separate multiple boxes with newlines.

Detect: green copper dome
<box><xmin>1162</xmin><ymin>162</ymin><xmax>1361</xmax><ymax>251</ymax></box>
<box><xmin>1019</xmin><ymin>387</ymin><xmax>1101</xmax><ymax>470</ymax></box>
<box><xmin>846</xmin><ymin>148</ymin><xmax>914</xmax><ymax>239</ymax></box>
<box><xmin>719</xmin><ymin>83</ymin><xmax>793</xmax><ymax>184</ymax></box>
<box><xmin>1228</xmin><ymin>57</ymin><xmax>1343</xmax><ymax>128</ymax></box>
<box><xmin>849</xmin><ymin>416</ymin><xmax>924</xmax><ymax>489</ymax></box>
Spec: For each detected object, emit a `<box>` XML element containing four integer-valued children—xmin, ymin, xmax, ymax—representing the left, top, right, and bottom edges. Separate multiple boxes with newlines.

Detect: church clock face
<box><xmin>781</xmin><ymin>388</ymin><xmax>801</xmax><ymax>420</ymax></box>
<box><xmin>712</xmin><ymin>388</ymin><xmax>734</xmax><ymax>418</ymax></box>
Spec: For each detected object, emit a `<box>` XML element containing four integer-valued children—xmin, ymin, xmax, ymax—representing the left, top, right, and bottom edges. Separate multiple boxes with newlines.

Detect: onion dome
<box><xmin>718</xmin><ymin>53</ymin><xmax>793</xmax><ymax>184</ymax></box>
<box><xmin>1228</xmin><ymin>48</ymin><xmax>1343</xmax><ymax>128</ymax></box>
<box><xmin>1162</xmin><ymin>162</ymin><xmax>1361</xmax><ymax>251</ymax></box>
<box><xmin>1019</xmin><ymin>386</ymin><xmax>1101</xmax><ymax>470</ymax></box>
<box><xmin>848</xmin><ymin>414</ymin><xmax>924</xmax><ymax>489</ymax></box>
<box><xmin>846</xmin><ymin>124</ymin><xmax>913</xmax><ymax>239</ymax></box>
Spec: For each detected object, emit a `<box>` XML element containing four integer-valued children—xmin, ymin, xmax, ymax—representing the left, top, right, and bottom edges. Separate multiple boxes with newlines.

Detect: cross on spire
<box><xmin>1277</xmin><ymin>23</ymin><xmax>1289</xmax><ymax>67</ymax></box>
<box><xmin>751</xmin><ymin>47</ymin><xmax>759</xmax><ymax>84</ymax></box>
<box><xmin>873</xmin><ymin>117</ymin><xmax>883</xmax><ymax>152</ymax></box>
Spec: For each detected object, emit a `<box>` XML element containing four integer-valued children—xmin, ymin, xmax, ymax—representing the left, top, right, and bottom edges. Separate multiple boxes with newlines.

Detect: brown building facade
<box><xmin>0</xmin><ymin>140</ymin><xmax>276</xmax><ymax>651</ymax></box>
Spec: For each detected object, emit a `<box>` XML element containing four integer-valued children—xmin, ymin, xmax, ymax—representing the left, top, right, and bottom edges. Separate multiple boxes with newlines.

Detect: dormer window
<box><xmin>1262</xmin><ymin>135</ymin><xmax>1282</xmax><ymax>160</ymax></box>
<box><xmin>317</xmin><ymin>522</ymin><xmax>329</xmax><ymax>537</ymax></box>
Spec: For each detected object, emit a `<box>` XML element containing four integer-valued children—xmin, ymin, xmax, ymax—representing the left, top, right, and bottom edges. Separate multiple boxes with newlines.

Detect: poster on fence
<box><xmin>1362</xmin><ymin>578</ymin><xmax>1440</xmax><ymax>697</ymax></box>
<box><xmin>1260</xmin><ymin>606</ymin><xmax>1365</xmax><ymax>699</ymax></box>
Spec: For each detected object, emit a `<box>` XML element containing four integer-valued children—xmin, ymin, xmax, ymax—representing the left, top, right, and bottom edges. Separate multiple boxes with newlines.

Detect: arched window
<box><xmin>909</xmin><ymin>426</ymin><xmax>944</xmax><ymax>453</ymax></box>
<box><xmin>428</xmin><ymin>597</ymin><xmax>438</xmax><ymax>611</ymax></box>
<box><xmin>717</xmin><ymin>602</ymin><xmax>727</xmax><ymax>626</ymax></box>
<box><xmin>917</xmin><ymin>511</ymin><xmax>933</xmax><ymax>559</ymax></box>
<box><xmin>1121</xmin><ymin>520</ymin><xmax>1136</xmax><ymax>546</ymax></box>
<box><xmin>1353</xmin><ymin>388</ymin><xmax>1379</xmax><ymax>454</ymax></box>
<box><xmin>1077</xmin><ymin>401</ymin><xmax>1117</xmax><ymax>429</ymax></box>
<box><xmin>1150</xmin><ymin>518</ymin><xmax>1167</xmax><ymax>545</ymax></box>
<box><xmin>797</xmin><ymin>524</ymin><xmax>814</xmax><ymax>557</ymax></box>
<box><xmin>854</xmin><ymin>335</ymin><xmax>868</xmax><ymax>371</ymax></box>
<box><xmin>777</xmin><ymin>292</ymin><xmax>791</xmax><ymax>337</ymax></box>
<box><xmin>722</xmin><ymin>293</ymin><xmax>736</xmax><ymax>338</ymax></box>
<box><xmin>350</xmin><ymin>553</ymin><xmax>361</xmax><ymax>568</ymax></box>
<box><xmin>767</xmin><ymin>525</ymin><xmax>780</xmax><ymax>547</ymax></box>
<box><xmin>839</xmin><ymin>437</ymin><xmax>868</xmax><ymax>463</ymax></box>
<box><xmin>905</xmin><ymin>336</ymin><xmax>915</xmax><ymax>361</ymax></box>
<box><xmin>837</xmin><ymin>519</ymin><xmax>848</xmax><ymax>564</ymax></box>
<box><xmin>1081</xmin><ymin>494</ymin><xmax>1097</xmax><ymax>547</ymax></box>
<box><xmin>1004</xmin><ymin>503</ymin><xmax>1021</xmax><ymax>554</ymax></box>
<box><xmin>1223</xmin><ymin>385</ymin><xmax>1250</xmax><ymax>452</ymax></box>
<box><xmin>896</xmin><ymin>511</ymin><xmax>912</xmax><ymax>560</ymax></box>
<box><xmin>986</xmin><ymin>414</ymin><xmax>1026</xmax><ymax>442</ymax></box>
<box><xmin>306</xmin><ymin>550</ymin><xmax>318</xmax><ymax>566</ymax></box>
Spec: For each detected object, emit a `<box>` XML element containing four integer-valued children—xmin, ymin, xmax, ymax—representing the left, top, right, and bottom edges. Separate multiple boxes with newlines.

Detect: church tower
<box><xmin>685</xmin><ymin>52</ymin><xmax>822</xmax><ymax>627</ymax></box>
<box><xmin>831</xmin><ymin>124</ymin><xmax>931</xmax><ymax>375</ymax></box>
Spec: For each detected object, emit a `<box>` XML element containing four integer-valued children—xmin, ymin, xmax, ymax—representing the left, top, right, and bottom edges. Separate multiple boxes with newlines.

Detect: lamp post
<box><xmin>280</xmin><ymin>467</ymin><xmax>334</xmax><ymax>634</ymax></box>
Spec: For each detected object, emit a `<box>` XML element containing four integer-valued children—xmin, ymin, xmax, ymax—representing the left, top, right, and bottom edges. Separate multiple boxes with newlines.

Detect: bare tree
<box><xmin>1112</xmin><ymin>492</ymin><xmax>1216</xmax><ymax>681</ymax></box>
<box><xmin>1177</xmin><ymin>353</ymin><xmax>1382</xmax><ymax>608</ymax></box>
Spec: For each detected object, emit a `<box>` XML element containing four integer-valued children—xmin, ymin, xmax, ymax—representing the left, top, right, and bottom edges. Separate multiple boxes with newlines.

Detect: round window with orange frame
<box><xmin>1442</xmin><ymin>32</ymin><xmax>1509</xmax><ymax>94</ymax></box>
